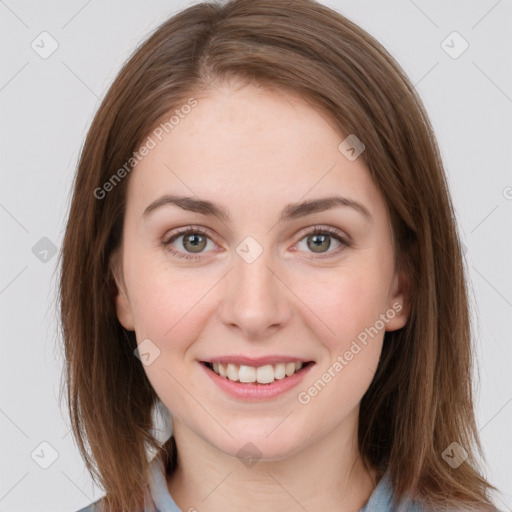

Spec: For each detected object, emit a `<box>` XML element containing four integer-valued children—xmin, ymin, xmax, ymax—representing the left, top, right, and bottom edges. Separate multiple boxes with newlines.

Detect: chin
<box><xmin>207</xmin><ymin>428</ymin><xmax>305</xmax><ymax>463</ymax></box>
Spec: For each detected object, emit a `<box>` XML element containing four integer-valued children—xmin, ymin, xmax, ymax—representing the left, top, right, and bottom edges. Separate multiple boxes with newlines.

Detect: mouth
<box><xmin>200</xmin><ymin>360</ymin><xmax>315</xmax><ymax>385</ymax></box>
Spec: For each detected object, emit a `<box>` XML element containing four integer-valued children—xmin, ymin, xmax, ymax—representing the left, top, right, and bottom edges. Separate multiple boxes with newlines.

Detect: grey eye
<box><xmin>296</xmin><ymin>231</ymin><xmax>344</xmax><ymax>255</ymax></box>
<box><xmin>306</xmin><ymin>233</ymin><xmax>332</xmax><ymax>253</ymax></box>
<box><xmin>180</xmin><ymin>233</ymin><xmax>208</xmax><ymax>253</ymax></box>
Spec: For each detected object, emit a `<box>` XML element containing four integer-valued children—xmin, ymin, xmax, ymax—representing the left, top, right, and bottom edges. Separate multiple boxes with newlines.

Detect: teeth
<box><xmin>274</xmin><ymin>363</ymin><xmax>286</xmax><ymax>380</ymax></box>
<box><xmin>210</xmin><ymin>361</ymin><xmax>305</xmax><ymax>384</ymax></box>
<box><xmin>256</xmin><ymin>365</ymin><xmax>274</xmax><ymax>384</ymax></box>
<box><xmin>286</xmin><ymin>362</ymin><xmax>297</xmax><ymax>376</ymax></box>
<box><xmin>227</xmin><ymin>363</ymin><xmax>239</xmax><ymax>381</ymax></box>
<box><xmin>238</xmin><ymin>364</ymin><xmax>256</xmax><ymax>383</ymax></box>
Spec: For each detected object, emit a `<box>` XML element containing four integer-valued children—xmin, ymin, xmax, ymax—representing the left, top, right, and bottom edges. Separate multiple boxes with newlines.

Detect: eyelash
<box><xmin>161</xmin><ymin>225</ymin><xmax>350</xmax><ymax>261</ymax></box>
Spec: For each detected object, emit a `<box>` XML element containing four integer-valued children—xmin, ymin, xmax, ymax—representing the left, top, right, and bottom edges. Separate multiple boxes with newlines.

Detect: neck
<box><xmin>166</xmin><ymin>409</ymin><xmax>377</xmax><ymax>512</ymax></box>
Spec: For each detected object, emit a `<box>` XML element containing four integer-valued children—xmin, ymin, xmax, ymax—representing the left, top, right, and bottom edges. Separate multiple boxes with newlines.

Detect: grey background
<box><xmin>0</xmin><ymin>1</ymin><xmax>511</xmax><ymax>511</ymax></box>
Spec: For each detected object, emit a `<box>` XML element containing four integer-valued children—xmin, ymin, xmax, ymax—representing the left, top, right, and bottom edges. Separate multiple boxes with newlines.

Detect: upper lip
<box><xmin>200</xmin><ymin>355</ymin><xmax>314</xmax><ymax>366</ymax></box>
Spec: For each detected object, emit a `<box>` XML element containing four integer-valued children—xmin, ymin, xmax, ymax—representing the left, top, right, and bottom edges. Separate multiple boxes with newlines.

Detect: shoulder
<box><xmin>401</xmin><ymin>502</ymin><xmax>427</xmax><ymax>512</ymax></box>
<box><xmin>74</xmin><ymin>497</ymin><xmax>105</xmax><ymax>512</ymax></box>
<box><xmin>364</xmin><ymin>474</ymin><xmax>501</xmax><ymax>512</ymax></box>
<box><xmin>73</xmin><ymin>495</ymin><xmax>155</xmax><ymax>512</ymax></box>
<box><xmin>360</xmin><ymin>472</ymin><xmax>428</xmax><ymax>512</ymax></box>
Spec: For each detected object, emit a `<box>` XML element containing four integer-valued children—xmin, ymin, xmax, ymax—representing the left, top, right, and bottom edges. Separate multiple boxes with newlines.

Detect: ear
<box><xmin>385</xmin><ymin>268</ymin><xmax>411</xmax><ymax>332</ymax></box>
<box><xmin>110</xmin><ymin>249</ymin><xmax>135</xmax><ymax>331</ymax></box>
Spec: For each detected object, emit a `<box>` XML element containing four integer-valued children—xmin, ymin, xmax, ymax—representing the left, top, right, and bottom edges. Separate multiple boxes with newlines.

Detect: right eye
<box><xmin>162</xmin><ymin>227</ymin><xmax>217</xmax><ymax>260</ymax></box>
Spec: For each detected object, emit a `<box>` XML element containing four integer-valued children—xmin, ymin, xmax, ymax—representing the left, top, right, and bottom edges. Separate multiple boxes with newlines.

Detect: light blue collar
<box><xmin>146</xmin><ymin>452</ymin><xmax>424</xmax><ymax>512</ymax></box>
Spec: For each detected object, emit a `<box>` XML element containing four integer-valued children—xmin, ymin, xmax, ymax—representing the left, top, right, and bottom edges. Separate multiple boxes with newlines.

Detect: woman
<box><xmin>59</xmin><ymin>0</ymin><xmax>501</xmax><ymax>510</ymax></box>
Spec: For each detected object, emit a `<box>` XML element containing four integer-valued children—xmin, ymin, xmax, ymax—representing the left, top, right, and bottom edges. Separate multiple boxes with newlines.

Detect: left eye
<box><xmin>162</xmin><ymin>226</ymin><xmax>349</xmax><ymax>260</ymax></box>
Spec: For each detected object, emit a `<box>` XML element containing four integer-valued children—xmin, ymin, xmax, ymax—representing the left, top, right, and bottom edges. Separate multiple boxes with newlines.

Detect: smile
<box><xmin>203</xmin><ymin>361</ymin><xmax>310</xmax><ymax>384</ymax></box>
<box><xmin>199</xmin><ymin>360</ymin><xmax>315</xmax><ymax>400</ymax></box>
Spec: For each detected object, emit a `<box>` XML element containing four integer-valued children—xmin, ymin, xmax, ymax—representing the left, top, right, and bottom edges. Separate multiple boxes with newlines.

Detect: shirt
<box><xmin>75</xmin><ymin>450</ymin><xmax>426</xmax><ymax>512</ymax></box>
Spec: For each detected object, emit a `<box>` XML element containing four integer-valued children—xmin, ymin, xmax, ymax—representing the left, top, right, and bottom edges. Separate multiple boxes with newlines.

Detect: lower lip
<box><xmin>199</xmin><ymin>361</ymin><xmax>315</xmax><ymax>400</ymax></box>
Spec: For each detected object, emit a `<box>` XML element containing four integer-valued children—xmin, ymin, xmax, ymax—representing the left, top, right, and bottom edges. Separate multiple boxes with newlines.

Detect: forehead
<box><xmin>126</xmin><ymin>84</ymin><xmax>382</xmax><ymax>218</ymax></box>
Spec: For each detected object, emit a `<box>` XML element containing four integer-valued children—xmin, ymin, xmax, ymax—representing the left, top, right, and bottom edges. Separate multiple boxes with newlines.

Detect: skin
<box><xmin>111</xmin><ymin>80</ymin><xmax>410</xmax><ymax>512</ymax></box>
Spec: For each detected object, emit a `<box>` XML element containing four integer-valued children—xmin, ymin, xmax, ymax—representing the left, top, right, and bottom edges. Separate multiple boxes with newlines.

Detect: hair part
<box><xmin>58</xmin><ymin>0</ymin><xmax>498</xmax><ymax>510</ymax></box>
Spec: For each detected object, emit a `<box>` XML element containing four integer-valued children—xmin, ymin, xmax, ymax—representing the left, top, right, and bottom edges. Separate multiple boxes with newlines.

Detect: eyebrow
<box><xmin>142</xmin><ymin>194</ymin><xmax>372</xmax><ymax>223</ymax></box>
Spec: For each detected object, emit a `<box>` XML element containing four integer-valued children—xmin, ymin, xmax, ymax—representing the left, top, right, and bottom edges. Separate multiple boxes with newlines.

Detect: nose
<box><xmin>216</xmin><ymin>245</ymin><xmax>292</xmax><ymax>341</ymax></box>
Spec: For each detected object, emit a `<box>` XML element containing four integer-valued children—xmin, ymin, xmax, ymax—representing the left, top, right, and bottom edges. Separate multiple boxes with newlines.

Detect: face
<box><xmin>111</xmin><ymin>82</ymin><xmax>409</xmax><ymax>460</ymax></box>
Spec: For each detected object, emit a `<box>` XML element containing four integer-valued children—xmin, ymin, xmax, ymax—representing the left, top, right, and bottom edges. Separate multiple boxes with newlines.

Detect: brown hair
<box><xmin>58</xmin><ymin>0</ymin><xmax>499</xmax><ymax>510</ymax></box>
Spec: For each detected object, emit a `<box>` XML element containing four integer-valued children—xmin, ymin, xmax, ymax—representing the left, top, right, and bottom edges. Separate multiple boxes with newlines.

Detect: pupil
<box><xmin>184</xmin><ymin>234</ymin><xmax>206</xmax><ymax>252</ymax></box>
<box><xmin>308</xmin><ymin>234</ymin><xmax>330</xmax><ymax>253</ymax></box>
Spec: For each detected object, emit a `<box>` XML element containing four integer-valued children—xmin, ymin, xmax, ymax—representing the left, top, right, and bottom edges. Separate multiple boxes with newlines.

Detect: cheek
<box><xmin>130</xmin><ymin>273</ymin><xmax>199</xmax><ymax>341</ymax></box>
<box><xmin>303</xmin><ymin>266</ymin><xmax>389</xmax><ymax>350</ymax></box>
<box><xmin>124</xmin><ymin>257</ymin><xmax>216</xmax><ymax>407</ymax></box>
<box><xmin>293</xmin><ymin>263</ymin><xmax>389</xmax><ymax>407</ymax></box>
<box><xmin>124</xmin><ymin>248</ymin><xmax>218</xmax><ymax>351</ymax></box>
